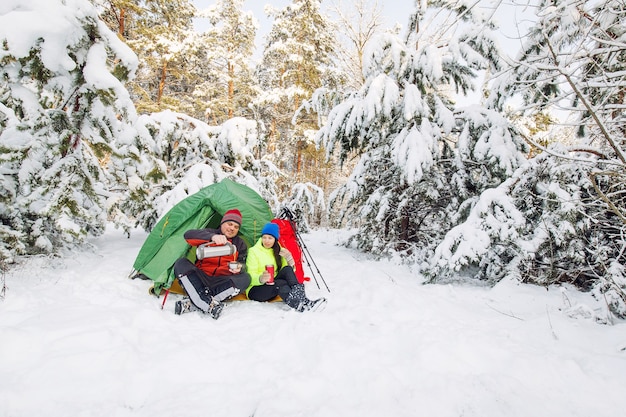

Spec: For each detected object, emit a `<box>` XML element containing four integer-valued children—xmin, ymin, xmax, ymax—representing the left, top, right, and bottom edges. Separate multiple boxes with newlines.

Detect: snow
<box><xmin>1</xmin><ymin>225</ymin><xmax>625</xmax><ymax>417</ymax></box>
<box><xmin>1</xmin><ymin>0</ymin><xmax>625</xmax><ymax>413</ymax></box>
<box><xmin>1</xmin><ymin>0</ymin><xmax>136</xmax><ymax>77</ymax></box>
<box><xmin>392</xmin><ymin>124</ymin><xmax>436</xmax><ymax>184</ymax></box>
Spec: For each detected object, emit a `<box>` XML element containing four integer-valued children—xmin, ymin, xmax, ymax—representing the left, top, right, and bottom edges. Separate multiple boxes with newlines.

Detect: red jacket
<box><xmin>184</xmin><ymin>228</ymin><xmax>248</xmax><ymax>277</ymax></box>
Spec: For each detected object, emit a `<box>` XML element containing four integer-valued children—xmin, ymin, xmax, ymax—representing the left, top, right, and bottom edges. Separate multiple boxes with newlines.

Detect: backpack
<box><xmin>271</xmin><ymin>218</ymin><xmax>308</xmax><ymax>284</ymax></box>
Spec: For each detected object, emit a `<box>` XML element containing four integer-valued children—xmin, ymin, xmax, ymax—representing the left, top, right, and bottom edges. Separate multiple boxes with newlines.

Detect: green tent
<box><xmin>131</xmin><ymin>178</ymin><xmax>273</xmax><ymax>295</ymax></box>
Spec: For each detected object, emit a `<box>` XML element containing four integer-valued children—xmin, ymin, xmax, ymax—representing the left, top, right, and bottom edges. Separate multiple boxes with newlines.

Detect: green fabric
<box><xmin>245</xmin><ymin>237</ymin><xmax>287</xmax><ymax>296</ymax></box>
<box><xmin>132</xmin><ymin>179</ymin><xmax>273</xmax><ymax>294</ymax></box>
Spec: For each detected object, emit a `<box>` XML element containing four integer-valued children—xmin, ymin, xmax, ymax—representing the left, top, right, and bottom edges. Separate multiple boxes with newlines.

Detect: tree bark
<box><xmin>157</xmin><ymin>61</ymin><xmax>167</xmax><ymax>105</ymax></box>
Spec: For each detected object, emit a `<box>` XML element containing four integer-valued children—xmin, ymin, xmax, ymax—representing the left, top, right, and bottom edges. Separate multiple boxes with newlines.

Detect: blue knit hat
<box><xmin>261</xmin><ymin>222</ymin><xmax>280</xmax><ymax>240</ymax></box>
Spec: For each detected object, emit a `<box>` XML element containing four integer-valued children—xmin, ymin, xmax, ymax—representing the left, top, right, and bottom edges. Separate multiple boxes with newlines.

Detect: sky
<box><xmin>1</xmin><ymin>225</ymin><xmax>625</xmax><ymax>417</ymax></box>
<box><xmin>237</xmin><ymin>0</ymin><xmax>417</xmax><ymax>27</ymax></box>
<box><xmin>193</xmin><ymin>0</ymin><xmax>417</xmax><ymax>46</ymax></box>
<box><xmin>192</xmin><ymin>1</ymin><xmax>535</xmax><ymax>54</ymax></box>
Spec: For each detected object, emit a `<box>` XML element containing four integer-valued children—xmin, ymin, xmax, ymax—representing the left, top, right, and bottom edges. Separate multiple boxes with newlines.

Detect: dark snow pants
<box><xmin>173</xmin><ymin>258</ymin><xmax>250</xmax><ymax>309</ymax></box>
<box><xmin>247</xmin><ymin>265</ymin><xmax>299</xmax><ymax>302</ymax></box>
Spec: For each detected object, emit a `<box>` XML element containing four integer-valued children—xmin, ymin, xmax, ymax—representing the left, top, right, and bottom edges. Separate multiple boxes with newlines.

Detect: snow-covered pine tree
<box><xmin>91</xmin><ymin>0</ymin><xmax>141</xmax><ymax>39</ymax></box>
<box><xmin>317</xmin><ymin>0</ymin><xmax>528</xmax><ymax>260</ymax></box>
<box><xmin>429</xmin><ymin>142</ymin><xmax>626</xmax><ymax>320</ymax></box>
<box><xmin>0</xmin><ymin>0</ymin><xmax>138</xmax><ymax>261</ymax></box>
<box><xmin>99</xmin><ymin>0</ymin><xmax>197</xmax><ymax>115</ymax></box>
<box><xmin>118</xmin><ymin>111</ymin><xmax>279</xmax><ymax>231</ymax></box>
<box><xmin>279</xmin><ymin>181</ymin><xmax>327</xmax><ymax>230</ymax></box>
<box><xmin>192</xmin><ymin>0</ymin><xmax>258</xmax><ymax>125</ymax></box>
<box><xmin>255</xmin><ymin>0</ymin><xmax>344</xmax><ymax>197</ymax></box>
<box><xmin>468</xmin><ymin>0</ymin><xmax>626</xmax><ymax>318</ymax></box>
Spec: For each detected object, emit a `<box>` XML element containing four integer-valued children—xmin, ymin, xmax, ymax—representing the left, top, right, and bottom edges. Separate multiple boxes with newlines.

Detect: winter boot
<box><xmin>302</xmin><ymin>297</ymin><xmax>327</xmax><ymax>312</ymax></box>
<box><xmin>174</xmin><ymin>297</ymin><xmax>222</xmax><ymax>318</ymax></box>
<box><xmin>205</xmin><ymin>298</ymin><xmax>224</xmax><ymax>320</ymax></box>
<box><xmin>178</xmin><ymin>272</ymin><xmax>224</xmax><ymax>319</ymax></box>
<box><xmin>174</xmin><ymin>298</ymin><xmax>199</xmax><ymax>315</ymax></box>
<box><xmin>284</xmin><ymin>284</ymin><xmax>308</xmax><ymax>312</ymax></box>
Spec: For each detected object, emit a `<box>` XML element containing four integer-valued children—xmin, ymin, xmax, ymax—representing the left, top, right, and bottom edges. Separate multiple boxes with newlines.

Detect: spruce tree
<box><xmin>192</xmin><ymin>0</ymin><xmax>258</xmax><ymax>125</ymax></box>
<box><xmin>463</xmin><ymin>0</ymin><xmax>626</xmax><ymax>318</ymax></box>
<box><xmin>255</xmin><ymin>0</ymin><xmax>344</xmax><ymax>197</ymax></box>
<box><xmin>317</xmin><ymin>0</ymin><xmax>527</xmax><ymax>260</ymax></box>
<box><xmin>0</xmin><ymin>0</ymin><xmax>138</xmax><ymax>261</ymax></box>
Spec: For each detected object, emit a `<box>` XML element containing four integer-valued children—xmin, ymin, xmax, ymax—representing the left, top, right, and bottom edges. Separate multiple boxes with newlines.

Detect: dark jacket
<box><xmin>184</xmin><ymin>228</ymin><xmax>247</xmax><ymax>277</ymax></box>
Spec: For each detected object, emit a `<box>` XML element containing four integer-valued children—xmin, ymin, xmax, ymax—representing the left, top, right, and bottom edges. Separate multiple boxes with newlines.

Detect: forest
<box><xmin>1</xmin><ymin>0</ymin><xmax>625</xmax><ymax>319</ymax></box>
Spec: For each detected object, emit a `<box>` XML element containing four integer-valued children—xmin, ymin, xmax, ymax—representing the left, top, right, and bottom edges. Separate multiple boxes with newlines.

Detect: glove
<box><xmin>279</xmin><ymin>248</ymin><xmax>295</xmax><ymax>268</ymax></box>
<box><xmin>259</xmin><ymin>270</ymin><xmax>271</xmax><ymax>284</ymax></box>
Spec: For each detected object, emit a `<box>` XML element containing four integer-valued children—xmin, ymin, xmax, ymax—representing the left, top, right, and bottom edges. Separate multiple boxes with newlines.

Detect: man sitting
<box><xmin>173</xmin><ymin>209</ymin><xmax>251</xmax><ymax>319</ymax></box>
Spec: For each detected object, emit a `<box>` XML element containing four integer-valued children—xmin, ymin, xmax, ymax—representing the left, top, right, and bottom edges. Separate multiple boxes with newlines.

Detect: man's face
<box><xmin>220</xmin><ymin>221</ymin><xmax>240</xmax><ymax>239</ymax></box>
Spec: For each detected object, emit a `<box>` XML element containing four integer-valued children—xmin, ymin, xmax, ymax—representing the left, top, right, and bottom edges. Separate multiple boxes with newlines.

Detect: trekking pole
<box><xmin>295</xmin><ymin>228</ymin><xmax>330</xmax><ymax>292</ymax></box>
<box><xmin>299</xmin><ymin>237</ymin><xmax>322</xmax><ymax>290</ymax></box>
<box><xmin>161</xmin><ymin>288</ymin><xmax>170</xmax><ymax>310</ymax></box>
<box><xmin>280</xmin><ymin>208</ymin><xmax>330</xmax><ymax>292</ymax></box>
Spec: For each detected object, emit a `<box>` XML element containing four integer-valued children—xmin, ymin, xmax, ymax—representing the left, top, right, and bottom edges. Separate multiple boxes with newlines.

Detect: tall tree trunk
<box><xmin>228</xmin><ymin>61</ymin><xmax>234</xmax><ymax>119</ymax></box>
<box><xmin>157</xmin><ymin>60</ymin><xmax>167</xmax><ymax>105</ymax></box>
<box><xmin>295</xmin><ymin>140</ymin><xmax>303</xmax><ymax>176</ymax></box>
<box><xmin>269</xmin><ymin>117</ymin><xmax>277</xmax><ymax>153</ymax></box>
<box><xmin>119</xmin><ymin>8</ymin><xmax>125</xmax><ymax>37</ymax></box>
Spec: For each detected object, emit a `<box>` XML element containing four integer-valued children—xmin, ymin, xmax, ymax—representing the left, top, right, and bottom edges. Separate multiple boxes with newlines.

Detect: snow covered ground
<box><xmin>1</xmin><ymin>225</ymin><xmax>625</xmax><ymax>417</ymax></box>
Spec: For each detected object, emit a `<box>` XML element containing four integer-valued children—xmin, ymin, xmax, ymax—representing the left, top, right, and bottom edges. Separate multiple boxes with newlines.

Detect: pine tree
<box><xmin>95</xmin><ymin>0</ymin><xmax>198</xmax><ymax>114</ymax></box>
<box><xmin>0</xmin><ymin>0</ymin><xmax>138</xmax><ymax>261</ymax></box>
<box><xmin>117</xmin><ymin>111</ymin><xmax>275</xmax><ymax>231</ymax></box>
<box><xmin>92</xmin><ymin>0</ymin><xmax>142</xmax><ymax>39</ymax></box>
<box><xmin>192</xmin><ymin>0</ymin><xmax>258</xmax><ymax>125</ymax></box>
<box><xmin>255</xmin><ymin>0</ymin><xmax>344</xmax><ymax>197</ymax></box>
<box><xmin>317</xmin><ymin>0</ymin><xmax>527</xmax><ymax>259</ymax></box>
<box><xmin>489</xmin><ymin>0</ymin><xmax>626</xmax><ymax>161</ymax></box>
<box><xmin>93</xmin><ymin>1</ymin><xmax>277</xmax><ymax>231</ymax></box>
<box><xmin>470</xmin><ymin>0</ymin><xmax>626</xmax><ymax>318</ymax></box>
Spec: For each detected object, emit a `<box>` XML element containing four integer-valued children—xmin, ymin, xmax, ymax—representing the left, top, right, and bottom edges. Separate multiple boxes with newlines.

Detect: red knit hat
<box><xmin>221</xmin><ymin>209</ymin><xmax>242</xmax><ymax>225</ymax></box>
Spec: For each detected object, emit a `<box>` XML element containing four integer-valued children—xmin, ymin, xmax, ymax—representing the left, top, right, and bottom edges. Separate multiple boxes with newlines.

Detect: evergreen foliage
<box><xmin>256</xmin><ymin>0</ymin><xmax>344</xmax><ymax>197</ymax></box>
<box><xmin>430</xmin><ymin>147</ymin><xmax>626</xmax><ymax>319</ymax></box>
<box><xmin>116</xmin><ymin>111</ymin><xmax>276</xmax><ymax>232</ymax></box>
<box><xmin>317</xmin><ymin>1</ymin><xmax>527</xmax><ymax>260</ymax></box>
<box><xmin>432</xmin><ymin>0</ymin><xmax>626</xmax><ymax>317</ymax></box>
<box><xmin>3</xmin><ymin>0</ymin><xmax>625</xmax><ymax>321</ymax></box>
<box><xmin>192</xmin><ymin>0</ymin><xmax>258</xmax><ymax>124</ymax></box>
<box><xmin>280</xmin><ymin>181</ymin><xmax>327</xmax><ymax>230</ymax></box>
<box><xmin>93</xmin><ymin>0</ymin><xmax>199</xmax><ymax>115</ymax></box>
<box><xmin>0</xmin><ymin>0</ymin><xmax>138</xmax><ymax>262</ymax></box>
